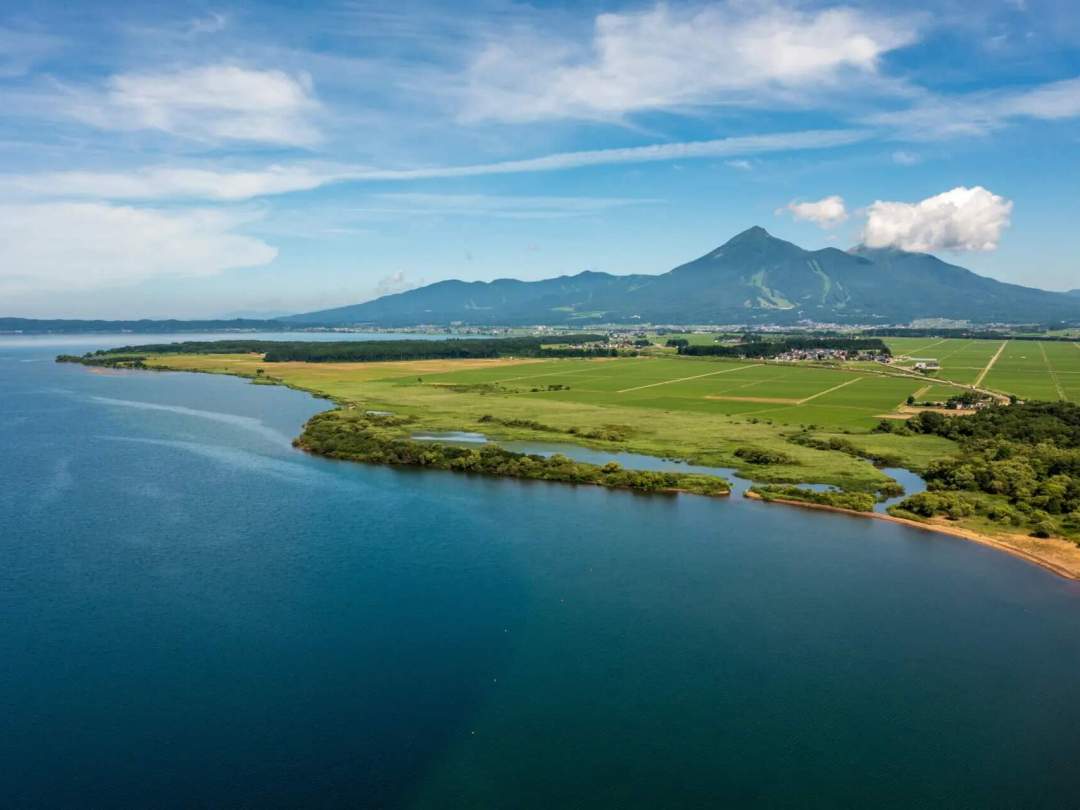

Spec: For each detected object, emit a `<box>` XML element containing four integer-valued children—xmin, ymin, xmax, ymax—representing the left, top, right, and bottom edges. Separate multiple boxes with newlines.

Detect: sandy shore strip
<box><xmin>744</xmin><ymin>491</ymin><xmax>1080</xmax><ymax>581</ymax></box>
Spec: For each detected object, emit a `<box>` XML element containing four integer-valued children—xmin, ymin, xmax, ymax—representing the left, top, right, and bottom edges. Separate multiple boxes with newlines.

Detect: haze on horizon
<box><xmin>2</xmin><ymin>0</ymin><xmax>1079</xmax><ymax>319</ymax></box>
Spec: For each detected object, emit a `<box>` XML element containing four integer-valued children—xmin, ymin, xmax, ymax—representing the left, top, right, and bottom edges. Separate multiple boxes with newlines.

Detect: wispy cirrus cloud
<box><xmin>458</xmin><ymin>2</ymin><xmax>921</xmax><ymax>123</ymax></box>
<box><xmin>355</xmin><ymin>192</ymin><xmax>660</xmax><ymax>220</ymax></box>
<box><xmin>3</xmin><ymin>128</ymin><xmax>872</xmax><ymax>201</ymax></box>
<box><xmin>4</xmin><ymin>164</ymin><xmax>338</xmax><ymax>202</ymax></box>
<box><xmin>63</xmin><ymin>64</ymin><xmax>322</xmax><ymax>146</ymax></box>
<box><xmin>0</xmin><ymin>25</ymin><xmax>63</xmax><ymax>78</ymax></box>
<box><xmin>866</xmin><ymin>76</ymin><xmax>1080</xmax><ymax>139</ymax></box>
<box><xmin>186</xmin><ymin>12</ymin><xmax>229</xmax><ymax>36</ymax></box>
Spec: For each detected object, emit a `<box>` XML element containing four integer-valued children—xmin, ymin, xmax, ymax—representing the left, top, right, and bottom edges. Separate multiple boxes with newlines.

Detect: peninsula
<box><xmin>59</xmin><ymin>330</ymin><xmax>1080</xmax><ymax>578</ymax></box>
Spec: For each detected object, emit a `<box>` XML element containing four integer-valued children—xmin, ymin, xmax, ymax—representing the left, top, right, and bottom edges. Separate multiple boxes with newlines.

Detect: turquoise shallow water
<box><xmin>3</xmin><ymin>335</ymin><xmax>1080</xmax><ymax>808</ymax></box>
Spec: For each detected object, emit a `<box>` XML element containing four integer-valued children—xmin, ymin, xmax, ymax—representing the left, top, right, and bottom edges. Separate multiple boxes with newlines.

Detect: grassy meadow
<box><xmin>144</xmin><ymin>351</ymin><xmax>966</xmax><ymax>493</ymax></box>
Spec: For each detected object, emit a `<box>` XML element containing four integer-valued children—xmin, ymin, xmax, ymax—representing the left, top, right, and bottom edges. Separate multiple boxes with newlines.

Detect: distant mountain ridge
<box><xmin>0</xmin><ymin>317</ymin><xmax>300</xmax><ymax>335</ymax></box>
<box><xmin>286</xmin><ymin>226</ymin><xmax>1080</xmax><ymax>326</ymax></box>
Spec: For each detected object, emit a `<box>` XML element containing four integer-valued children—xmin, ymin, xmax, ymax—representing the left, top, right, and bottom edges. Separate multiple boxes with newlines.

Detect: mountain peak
<box><xmin>728</xmin><ymin>225</ymin><xmax>772</xmax><ymax>242</ymax></box>
<box><xmin>705</xmin><ymin>225</ymin><xmax>802</xmax><ymax>259</ymax></box>
<box><xmin>285</xmin><ymin>226</ymin><xmax>1080</xmax><ymax>326</ymax></box>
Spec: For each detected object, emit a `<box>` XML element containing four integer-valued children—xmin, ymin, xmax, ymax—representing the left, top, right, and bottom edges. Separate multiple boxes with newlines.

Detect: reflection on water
<box><xmin>876</xmin><ymin>466</ymin><xmax>929</xmax><ymax>512</ymax></box>
<box><xmin>412</xmin><ymin>431</ymin><xmax>489</xmax><ymax>444</ymax></box>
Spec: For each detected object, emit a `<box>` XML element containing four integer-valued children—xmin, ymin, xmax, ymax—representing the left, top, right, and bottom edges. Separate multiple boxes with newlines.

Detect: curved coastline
<box><xmin>64</xmin><ymin>355</ymin><xmax>1080</xmax><ymax>582</ymax></box>
<box><xmin>292</xmin><ymin>401</ymin><xmax>1080</xmax><ymax>581</ymax></box>
<box><xmin>744</xmin><ymin>491</ymin><xmax>1080</xmax><ymax>581</ymax></box>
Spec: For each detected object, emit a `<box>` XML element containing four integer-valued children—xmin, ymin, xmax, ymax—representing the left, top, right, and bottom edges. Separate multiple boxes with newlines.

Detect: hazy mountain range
<box><xmin>287</xmin><ymin>227</ymin><xmax>1080</xmax><ymax>327</ymax></box>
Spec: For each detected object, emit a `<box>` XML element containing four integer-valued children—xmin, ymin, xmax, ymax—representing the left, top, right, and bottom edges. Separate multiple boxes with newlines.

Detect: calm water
<box><xmin>4</xmin><ymin>335</ymin><xmax>1080</xmax><ymax>808</ymax></box>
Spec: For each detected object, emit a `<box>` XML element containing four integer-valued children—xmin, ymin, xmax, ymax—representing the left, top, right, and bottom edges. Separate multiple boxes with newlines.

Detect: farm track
<box><xmin>1039</xmin><ymin>342</ymin><xmax>1069</xmax><ymax>402</ymax></box>
<box><xmin>616</xmin><ymin>363</ymin><xmax>762</xmax><ymax>393</ymax></box>
<box><xmin>974</xmin><ymin>340</ymin><xmax>1008</xmax><ymax>387</ymax></box>
<box><xmin>797</xmin><ymin>376</ymin><xmax>864</xmax><ymax>404</ymax></box>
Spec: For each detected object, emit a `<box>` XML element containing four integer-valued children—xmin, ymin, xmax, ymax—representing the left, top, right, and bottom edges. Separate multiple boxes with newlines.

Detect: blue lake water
<box><xmin>4</xmin><ymin>334</ymin><xmax>1080</xmax><ymax>807</ymax></box>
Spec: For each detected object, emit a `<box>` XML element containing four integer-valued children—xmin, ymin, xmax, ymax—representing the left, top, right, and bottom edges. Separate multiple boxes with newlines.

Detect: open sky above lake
<box><xmin>2</xmin><ymin>0</ymin><xmax>1079</xmax><ymax>317</ymax></box>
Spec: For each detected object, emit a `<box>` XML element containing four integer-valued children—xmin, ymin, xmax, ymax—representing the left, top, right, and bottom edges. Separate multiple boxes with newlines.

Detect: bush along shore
<box><xmin>887</xmin><ymin>403</ymin><xmax>1080</xmax><ymax>541</ymax></box>
<box><xmin>296</xmin><ymin>410</ymin><xmax>731</xmax><ymax>497</ymax></box>
<box><xmin>748</xmin><ymin>485</ymin><xmax>877</xmax><ymax>512</ymax></box>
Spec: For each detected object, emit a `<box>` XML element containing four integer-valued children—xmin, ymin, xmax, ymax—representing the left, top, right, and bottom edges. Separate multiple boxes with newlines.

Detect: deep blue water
<box><xmin>4</xmin><ymin>335</ymin><xmax>1080</xmax><ymax>808</ymax></box>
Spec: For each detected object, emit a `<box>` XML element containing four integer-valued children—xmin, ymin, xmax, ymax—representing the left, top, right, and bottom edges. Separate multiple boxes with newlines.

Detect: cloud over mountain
<box><xmin>861</xmin><ymin>186</ymin><xmax>1012</xmax><ymax>252</ymax></box>
<box><xmin>781</xmin><ymin>195</ymin><xmax>848</xmax><ymax>228</ymax></box>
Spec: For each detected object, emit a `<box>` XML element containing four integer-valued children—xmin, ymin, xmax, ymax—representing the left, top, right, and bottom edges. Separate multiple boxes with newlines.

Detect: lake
<box><xmin>3</xmin><ymin>334</ymin><xmax>1080</xmax><ymax>808</ymax></box>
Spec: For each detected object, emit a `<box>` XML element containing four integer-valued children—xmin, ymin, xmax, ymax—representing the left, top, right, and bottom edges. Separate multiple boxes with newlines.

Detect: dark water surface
<box><xmin>3</xmin><ymin>335</ymin><xmax>1080</xmax><ymax>808</ymax></box>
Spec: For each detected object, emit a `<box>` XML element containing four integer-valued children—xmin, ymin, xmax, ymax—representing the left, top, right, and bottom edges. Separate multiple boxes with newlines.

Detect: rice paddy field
<box><xmin>982</xmin><ymin>340</ymin><xmax>1080</xmax><ymax>402</ymax></box>
<box><xmin>885</xmin><ymin>337</ymin><xmax>1080</xmax><ymax>401</ymax></box>
<box><xmin>149</xmin><ymin>338</ymin><xmax>1080</xmax><ymax>437</ymax></box>
<box><xmin>419</xmin><ymin>356</ymin><xmax>930</xmax><ymax>428</ymax></box>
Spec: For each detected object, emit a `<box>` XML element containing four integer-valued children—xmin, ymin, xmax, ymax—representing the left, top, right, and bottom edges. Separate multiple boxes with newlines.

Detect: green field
<box><xmin>421</xmin><ymin>356</ymin><xmax>934</xmax><ymax>428</ymax></box>
<box><xmin>646</xmin><ymin>331</ymin><xmax>724</xmax><ymax>346</ymax></box>
<box><xmin>145</xmin><ymin>352</ymin><xmax>958</xmax><ymax>492</ymax></box>
<box><xmin>885</xmin><ymin>337</ymin><xmax>1080</xmax><ymax>400</ymax></box>
<box><xmin>981</xmin><ymin>341</ymin><xmax>1080</xmax><ymax>401</ymax></box>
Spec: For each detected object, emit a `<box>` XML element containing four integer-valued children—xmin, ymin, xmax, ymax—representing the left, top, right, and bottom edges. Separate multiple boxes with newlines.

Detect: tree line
<box><xmin>297</xmin><ymin>411</ymin><xmax>730</xmax><ymax>497</ymax></box>
<box><xmin>884</xmin><ymin>402</ymin><xmax>1080</xmax><ymax>537</ymax></box>
<box><xmin>58</xmin><ymin>335</ymin><xmax>611</xmax><ymax>365</ymax></box>
<box><xmin>676</xmin><ymin>337</ymin><xmax>890</xmax><ymax>358</ymax></box>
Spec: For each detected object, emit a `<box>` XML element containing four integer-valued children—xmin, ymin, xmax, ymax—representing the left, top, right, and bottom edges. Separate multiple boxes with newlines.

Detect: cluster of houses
<box><xmin>774</xmin><ymin>348</ymin><xmax>892</xmax><ymax>363</ymax></box>
<box><xmin>910</xmin><ymin>357</ymin><xmax>941</xmax><ymax>372</ymax></box>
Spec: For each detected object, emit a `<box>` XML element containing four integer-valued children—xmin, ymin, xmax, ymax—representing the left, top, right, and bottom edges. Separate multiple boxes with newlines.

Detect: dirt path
<box><xmin>1039</xmin><ymin>342</ymin><xmax>1069</xmax><ymax>401</ymax></box>
<box><xmin>904</xmin><ymin>338</ymin><xmax>950</xmax><ymax>356</ymax></box>
<box><xmin>703</xmin><ymin>395</ymin><xmax>799</xmax><ymax>404</ymax></box>
<box><xmin>616</xmin><ymin>363</ymin><xmax>763</xmax><ymax>393</ymax></box>
<box><xmin>973</xmin><ymin>340</ymin><xmax>1008</xmax><ymax>387</ymax></box>
<box><xmin>797</xmin><ymin>376</ymin><xmax>864</xmax><ymax>404</ymax></box>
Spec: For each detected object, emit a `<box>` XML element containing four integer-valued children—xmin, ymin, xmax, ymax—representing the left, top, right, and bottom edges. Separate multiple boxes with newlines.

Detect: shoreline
<box><xmin>291</xmin><ymin>438</ymin><xmax>734</xmax><ymax>501</ymax></box>
<box><xmin>69</xmin><ymin>355</ymin><xmax>1080</xmax><ymax>582</ymax></box>
<box><xmin>744</xmin><ymin>491</ymin><xmax>1080</xmax><ymax>581</ymax></box>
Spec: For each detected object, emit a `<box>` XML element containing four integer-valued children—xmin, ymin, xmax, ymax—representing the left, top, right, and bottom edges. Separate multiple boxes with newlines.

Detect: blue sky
<box><xmin>2</xmin><ymin>0</ymin><xmax>1079</xmax><ymax>318</ymax></box>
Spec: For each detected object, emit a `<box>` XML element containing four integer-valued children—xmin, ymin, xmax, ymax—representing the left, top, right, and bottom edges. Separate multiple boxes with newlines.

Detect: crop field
<box><xmin>419</xmin><ymin>356</ymin><xmax>939</xmax><ymax>428</ymax></box>
<box><xmin>982</xmin><ymin>340</ymin><xmax>1080</xmax><ymax>401</ymax></box>
<box><xmin>645</xmin><ymin>331</ymin><xmax>722</xmax><ymax>346</ymax></box>
<box><xmin>885</xmin><ymin>337</ymin><xmax>1007</xmax><ymax>385</ymax></box>
<box><xmin>885</xmin><ymin>337</ymin><xmax>1080</xmax><ymax>399</ymax></box>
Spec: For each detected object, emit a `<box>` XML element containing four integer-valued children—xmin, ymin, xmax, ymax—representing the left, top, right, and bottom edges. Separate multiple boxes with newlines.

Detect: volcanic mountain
<box><xmin>286</xmin><ymin>227</ymin><xmax>1080</xmax><ymax>326</ymax></box>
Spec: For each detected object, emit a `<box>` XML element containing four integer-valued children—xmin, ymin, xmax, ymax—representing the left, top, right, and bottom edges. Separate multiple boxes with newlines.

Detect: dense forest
<box><xmin>884</xmin><ymin>403</ymin><xmax>1080</xmax><ymax>537</ymax></box>
<box><xmin>297</xmin><ymin>411</ymin><xmax>730</xmax><ymax>497</ymax></box>
<box><xmin>677</xmin><ymin>337</ymin><xmax>890</xmax><ymax>358</ymax></box>
<box><xmin>57</xmin><ymin>335</ymin><xmax>610</xmax><ymax>365</ymax></box>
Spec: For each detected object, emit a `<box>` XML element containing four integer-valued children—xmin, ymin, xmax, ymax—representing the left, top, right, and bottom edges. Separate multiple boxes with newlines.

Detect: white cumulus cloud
<box><xmin>66</xmin><ymin>64</ymin><xmax>321</xmax><ymax>146</ymax></box>
<box><xmin>460</xmin><ymin>2</ymin><xmax>919</xmax><ymax>123</ymax></box>
<box><xmin>781</xmin><ymin>195</ymin><xmax>848</xmax><ymax>228</ymax></box>
<box><xmin>0</xmin><ymin>203</ymin><xmax>277</xmax><ymax>294</ymax></box>
<box><xmin>861</xmin><ymin>186</ymin><xmax>1012</xmax><ymax>252</ymax></box>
